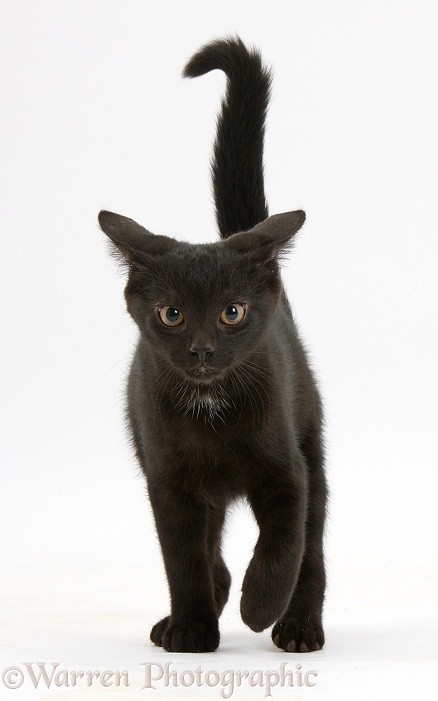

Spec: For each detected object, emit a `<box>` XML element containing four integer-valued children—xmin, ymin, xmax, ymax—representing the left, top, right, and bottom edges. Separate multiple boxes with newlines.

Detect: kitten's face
<box><xmin>125</xmin><ymin>241</ymin><xmax>281</xmax><ymax>384</ymax></box>
<box><xmin>98</xmin><ymin>209</ymin><xmax>305</xmax><ymax>385</ymax></box>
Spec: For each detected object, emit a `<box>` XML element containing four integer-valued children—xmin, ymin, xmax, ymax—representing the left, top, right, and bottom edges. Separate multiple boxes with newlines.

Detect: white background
<box><xmin>1</xmin><ymin>1</ymin><xmax>437</xmax><ymax>700</ymax></box>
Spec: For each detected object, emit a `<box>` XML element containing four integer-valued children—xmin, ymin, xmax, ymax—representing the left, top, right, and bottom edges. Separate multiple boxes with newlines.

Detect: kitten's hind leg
<box><xmin>272</xmin><ymin>432</ymin><xmax>327</xmax><ymax>652</ymax></box>
<box><xmin>207</xmin><ymin>504</ymin><xmax>231</xmax><ymax>617</ymax></box>
<box><xmin>213</xmin><ymin>555</ymin><xmax>231</xmax><ymax>616</ymax></box>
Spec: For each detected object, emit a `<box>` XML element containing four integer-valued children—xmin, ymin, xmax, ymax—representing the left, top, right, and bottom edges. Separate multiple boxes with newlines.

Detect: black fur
<box><xmin>98</xmin><ymin>36</ymin><xmax>327</xmax><ymax>653</ymax></box>
<box><xmin>184</xmin><ymin>37</ymin><xmax>271</xmax><ymax>237</ymax></box>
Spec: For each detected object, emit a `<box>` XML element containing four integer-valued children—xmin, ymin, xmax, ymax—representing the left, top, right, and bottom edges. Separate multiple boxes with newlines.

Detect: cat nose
<box><xmin>190</xmin><ymin>344</ymin><xmax>214</xmax><ymax>362</ymax></box>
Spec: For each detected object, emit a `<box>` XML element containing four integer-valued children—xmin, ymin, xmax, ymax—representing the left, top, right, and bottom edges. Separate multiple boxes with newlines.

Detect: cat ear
<box><xmin>226</xmin><ymin>210</ymin><xmax>305</xmax><ymax>261</ymax></box>
<box><xmin>98</xmin><ymin>210</ymin><xmax>176</xmax><ymax>265</ymax></box>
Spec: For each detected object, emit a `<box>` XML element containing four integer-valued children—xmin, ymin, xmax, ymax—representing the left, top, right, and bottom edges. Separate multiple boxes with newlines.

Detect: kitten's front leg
<box><xmin>148</xmin><ymin>481</ymin><xmax>219</xmax><ymax>653</ymax></box>
<box><xmin>272</xmin><ymin>432</ymin><xmax>327</xmax><ymax>652</ymax></box>
<box><xmin>240</xmin><ymin>468</ymin><xmax>307</xmax><ymax>633</ymax></box>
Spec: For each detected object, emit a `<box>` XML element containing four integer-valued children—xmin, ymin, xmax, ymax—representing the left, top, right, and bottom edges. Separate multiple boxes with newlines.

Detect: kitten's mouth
<box><xmin>186</xmin><ymin>366</ymin><xmax>223</xmax><ymax>383</ymax></box>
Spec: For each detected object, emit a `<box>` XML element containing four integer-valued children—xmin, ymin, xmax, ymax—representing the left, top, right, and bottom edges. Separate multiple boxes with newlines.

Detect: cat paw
<box><xmin>240</xmin><ymin>553</ymin><xmax>300</xmax><ymax>632</ymax></box>
<box><xmin>153</xmin><ymin>618</ymin><xmax>219</xmax><ymax>652</ymax></box>
<box><xmin>240</xmin><ymin>572</ymin><xmax>292</xmax><ymax>632</ymax></box>
<box><xmin>240</xmin><ymin>593</ymin><xmax>282</xmax><ymax>632</ymax></box>
<box><xmin>150</xmin><ymin>616</ymin><xmax>170</xmax><ymax>647</ymax></box>
<box><xmin>272</xmin><ymin>615</ymin><xmax>324</xmax><ymax>652</ymax></box>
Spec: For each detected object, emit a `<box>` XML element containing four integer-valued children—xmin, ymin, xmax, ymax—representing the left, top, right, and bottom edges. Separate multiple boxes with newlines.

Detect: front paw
<box><xmin>150</xmin><ymin>615</ymin><xmax>170</xmax><ymax>647</ymax></box>
<box><xmin>240</xmin><ymin>563</ymin><xmax>295</xmax><ymax>632</ymax></box>
<box><xmin>154</xmin><ymin>618</ymin><xmax>219</xmax><ymax>653</ymax></box>
<box><xmin>272</xmin><ymin>614</ymin><xmax>324</xmax><ymax>652</ymax></box>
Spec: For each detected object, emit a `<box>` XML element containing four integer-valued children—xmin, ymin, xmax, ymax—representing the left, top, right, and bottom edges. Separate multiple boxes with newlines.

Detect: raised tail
<box><xmin>184</xmin><ymin>37</ymin><xmax>271</xmax><ymax>239</ymax></box>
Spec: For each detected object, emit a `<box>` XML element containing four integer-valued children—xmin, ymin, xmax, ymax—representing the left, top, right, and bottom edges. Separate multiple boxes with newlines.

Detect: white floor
<box><xmin>1</xmin><ymin>556</ymin><xmax>437</xmax><ymax>701</ymax></box>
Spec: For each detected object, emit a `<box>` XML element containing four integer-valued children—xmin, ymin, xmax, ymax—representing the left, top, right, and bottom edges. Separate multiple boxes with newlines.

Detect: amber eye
<box><xmin>159</xmin><ymin>306</ymin><xmax>184</xmax><ymax>327</ymax></box>
<box><xmin>220</xmin><ymin>304</ymin><xmax>246</xmax><ymax>325</ymax></box>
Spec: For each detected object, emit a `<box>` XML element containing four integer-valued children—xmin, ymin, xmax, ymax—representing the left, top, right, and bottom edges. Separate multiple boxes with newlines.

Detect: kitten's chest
<box><xmin>172</xmin><ymin>410</ymin><xmax>251</xmax><ymax>461</ymax></box>
<box><xmin>155</xmin><ymin>409</ymin><xmax>257</xmax><ymax>491</ymax></box>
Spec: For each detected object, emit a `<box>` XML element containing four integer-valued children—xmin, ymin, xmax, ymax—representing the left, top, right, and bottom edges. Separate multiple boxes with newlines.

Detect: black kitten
<box><xmin>98</xmin><ymin>37</ymin><xmax>327</xmax><ymax>653</ymax></box>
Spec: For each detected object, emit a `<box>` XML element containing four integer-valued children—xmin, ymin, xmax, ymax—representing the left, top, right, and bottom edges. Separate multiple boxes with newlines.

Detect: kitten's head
<box><xmin>98</xmin><ymin>210</ymin><xmax>305</xmax><ymax>384</ymax></box>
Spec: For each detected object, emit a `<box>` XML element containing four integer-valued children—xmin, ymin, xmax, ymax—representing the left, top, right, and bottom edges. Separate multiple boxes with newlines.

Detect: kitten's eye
<box><xmin>220</xmin><ymin>304</ymin><xmax>246</xmax><ymax>325</ymax></box>
<box><xmin>159</xmin><ymin>306</ymin><xmax>184</xmax><ymax>327</ymax></box>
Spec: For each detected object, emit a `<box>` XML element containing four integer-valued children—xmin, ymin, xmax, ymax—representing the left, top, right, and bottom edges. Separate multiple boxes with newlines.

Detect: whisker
<box><xmin>239</xmin><ymin>362</ymin><xmax>271</xmax><ymax>407</ymax></box>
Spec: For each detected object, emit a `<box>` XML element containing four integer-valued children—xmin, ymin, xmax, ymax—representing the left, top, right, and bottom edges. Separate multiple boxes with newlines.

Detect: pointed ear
<box><xmin>98</xmin><ymin>210</ymin><xmax>176</xmax><ymax>265</ymax></box>
<box><xmin>226</xmin><ymin>210</ymin><xmax>305</xmax><ymax>261</ymax></box>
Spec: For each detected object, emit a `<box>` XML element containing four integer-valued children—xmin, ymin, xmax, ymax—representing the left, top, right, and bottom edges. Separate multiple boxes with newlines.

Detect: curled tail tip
<box><xmin>183</xmin><ymin>35</ymin><xmax>268</xmax><ymax>80</ymax></box>
<box><xmin>182</xmin><ymin>36</ymin><xmax>242</xmax><ymax>79</ymax></box>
